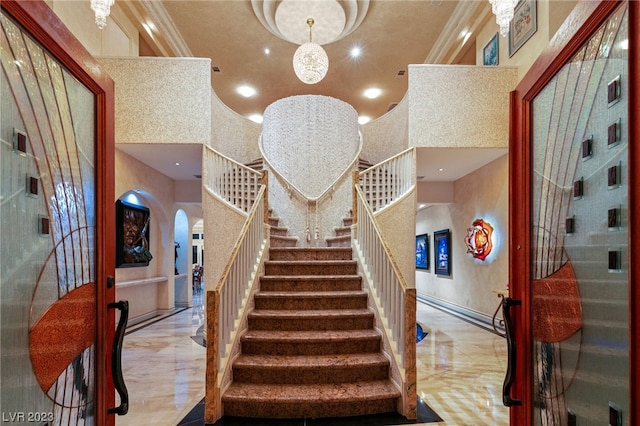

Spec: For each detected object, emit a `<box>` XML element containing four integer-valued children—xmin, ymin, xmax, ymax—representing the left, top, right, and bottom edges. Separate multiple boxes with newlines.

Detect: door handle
<box><xmin>501</xmin><ymin>295</ymin><xmax>522</xmax><ymax>407</ymax></box>
<box><xmin>108</xmin><ymin>300</ymin><xmax>129</xmax><ymax>415</ymax></box>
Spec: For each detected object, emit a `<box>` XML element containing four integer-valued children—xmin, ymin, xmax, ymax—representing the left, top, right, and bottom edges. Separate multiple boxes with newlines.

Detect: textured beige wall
<box><xmin>408</xmin><ymin>65</ymin><xmax>517</xmax><ymax>149</ymax></box>
<box><xmin>416</xmin><ymin>154</ymin><xmax>508</xmax><ymax>317</ymax></box>
<box><xmin>48</xmin><ymin>0</ymin><xmax>139</xmax><ymax>57</ymax></box>
<box><xmin>261</xmin><ymin>96</ymin><xmax>360</xmax><ymax>242</ymax></box>
<box><xmin>203</xmin><ymin>191</ymin><xmax>249</xmax><ymax>292</ymax></box>
<box><xmin>114</xmin><ymin>149</ymin><xmax>180</xmax><ymax>317</ymax></box>
<box><xmin>99</xmin><ymin>57</ymin><xmax>211</xmax><ymax>145</ymax></box>
<box><xmin>360</xmin><ymin>96</ymin><xmax>409</xmax><ymax>164</ymax></box>
<box><xmin>375</xmin><ymin>189</ymin><xmax>417</xmax><ymax>289</ymax></box>
<box><xmin>211</xmin><ymin>91</ymin><xmax>262</xmax><ymax>163</ymax></box>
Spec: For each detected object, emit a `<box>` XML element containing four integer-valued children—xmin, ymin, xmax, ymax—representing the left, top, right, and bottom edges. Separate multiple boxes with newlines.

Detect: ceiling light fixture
<box><xmin>488</xmin><ymin>0</ymin><xmax>518</xmax><ymax>37</ymax></box>
<box><xmin>293</xmin><ymin>18</ymin><xmax>329</xmax><ymax>85</ymax></box>
<box><xmin>90</xmin><ymin>0</ymin><xmax>115</xmax><ymax>29</ymax></box>
<box><xmin>363</xmin><ymin>88</ymin><xmax>382</xmax><ymax>99</ymax></box>
<box><xmin>350</xmin><ymin>46</ymin><xmax>362</xmax><ymax>58</ymax></box>
<box><xmin>237</xmin><ymin>85</ymin><xmax>257</xmax><ymax>97</ymax></box>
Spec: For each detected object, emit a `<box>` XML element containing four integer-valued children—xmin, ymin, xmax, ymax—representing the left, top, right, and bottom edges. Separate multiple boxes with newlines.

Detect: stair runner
<box><xmin>221</xmin><ymin>246</ymin><xmax>400</xmax><ymax>419</ymax></box>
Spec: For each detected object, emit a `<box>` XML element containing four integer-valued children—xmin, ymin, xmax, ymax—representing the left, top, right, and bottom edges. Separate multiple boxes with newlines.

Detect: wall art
<box><xmin>483</xmin><ymin>33</ymin><xmax>499</xmax><ymax>66</ymax></box>
<box><xmin>416</xmin><ymin>233</ymin><xmax>429</xmax><ymax>270</ymax></box>
<box><xmin>509</xmin><ymin>0</ymin><xmax>537</xmax><ymax>57</ymax></box>
<box><xmin>116</xmin><ymin>199</ymin><xmax>152</xmax><ymax>267</ymax></box>
<box><xmin>464</xmin><ymin>219</ymin><xmax>494</xmax><ymax>261</ymax></box>
<box><xmin>434</xmin><ymin>229</ymin><xmax>451</xmax><ymax>276</ymax></box>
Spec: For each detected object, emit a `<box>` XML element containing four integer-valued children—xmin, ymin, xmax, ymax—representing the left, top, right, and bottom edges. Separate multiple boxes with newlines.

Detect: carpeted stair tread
<box><xmin>254</xmin><ymin>291</ymin><xmax>368</xmax><ymax>310</ymax></box>
<box><xmin>248</xmin><ymin>308</ymin><xmax>374</xmax><ymax>330</ymax></box>
<box><xmin>248</xmin><ymin>308</ymin><xmax>372</xmax><ymax>319</ymax></box>
<box><xmin>259</xmin><ymin>275</ymin><xmax>362</xmax><ymax>292</ymax></box>
<box><xmin>223</xmin><ymin>380</ymin><xmax>400</xmax><ymax>403</ymax></box>
<box><xmin>255</xmin><ymin>290</ymin><xmax>367</xmax><ymax>298</ymax></box>
<box><xmin>269</xmin><ymin>247</ymin><xmax>353</xmax><ymax>261</ymax></box>
<box><xmin>241</xmin><ymin>329</ymin><xmax>380</xmax><ymax>342</ymax></box>
<box><xmin>233</xmin><ymin>353</ymin><xmax>388</xmax><ymax>369</ymax></box>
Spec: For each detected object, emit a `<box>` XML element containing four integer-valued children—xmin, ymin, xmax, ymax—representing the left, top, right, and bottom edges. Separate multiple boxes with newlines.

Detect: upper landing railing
<box><xmin>358</xmin><ymin>147</ymin><xmax>415</xmax><ymax>213</ymax></box>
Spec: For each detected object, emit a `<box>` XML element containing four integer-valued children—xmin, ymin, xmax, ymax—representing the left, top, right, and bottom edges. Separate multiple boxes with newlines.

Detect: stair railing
<box><xmin>358</xmin><ymin>147</ymin><xmax>415</xmax><ymax>213</ymax></box>
<box><xmin>204</xmin><ymin>146</ymin><xmax>269</xmax><ymax>423</ymax></box>
<box><xmin>353</xmin><ymin>184</ymin><xmax>415</xmax><ymax>369</ymax></box>
<box><xmin>204</xmin><ymin>145</ymin><xmax>265</xmax><ymax>213</ymax></box>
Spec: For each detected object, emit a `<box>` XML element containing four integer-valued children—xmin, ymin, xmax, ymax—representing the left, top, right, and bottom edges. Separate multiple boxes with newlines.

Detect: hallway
<box><xmin>116</xmin><ymin>293</ymin><xmax>508</xmax><ymax>426</ymax></box>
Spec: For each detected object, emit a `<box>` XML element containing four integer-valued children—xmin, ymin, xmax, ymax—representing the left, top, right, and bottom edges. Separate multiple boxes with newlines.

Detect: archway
<box><xmin>174</xmin><ymin>209</ymin><xmax>189</xmax><ymax>307</ymax></box>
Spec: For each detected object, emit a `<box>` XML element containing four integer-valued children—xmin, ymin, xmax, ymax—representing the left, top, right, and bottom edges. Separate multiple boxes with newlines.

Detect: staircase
<box><xmin>221</xmin><ymin>246</ymin><xmax>401</xmax><ymax>419</ymax></box>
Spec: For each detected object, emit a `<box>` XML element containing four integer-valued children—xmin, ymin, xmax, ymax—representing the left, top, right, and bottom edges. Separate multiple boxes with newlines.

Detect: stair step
<box><xmin>326</xmin><ymin>235</ymin><xmax>352</xmax><ymax>248</ymax></box>
<box><xmin>333</xmin><ymin>226</ymin><xmax>351</xmax><ymax>237</ymax></box>
<box><xmin>222</xmin><ymin>381</ymin><xmax>399</xmax><ymax>418</ymax></box>
<box><xmin>254</xmin><ymin>291</ymin><xmax>368</xmax><ymax>310</ymax></box>
<box><xmin>232</xmin><ymin>353</ymin><xmax>390</xmax><ymax>384</ymax></box>
<box><xmin>270</xmin><ymin>235</ymin><xmax>298</xmax><ymax>248</ymax></box>
<box><xmin>240</xmin><ymin>329</ymin><xmax>382</xmax><ymax>355</ymax></box>
<box><xmin>268</xmin><ymin>216</ymin><xmax>280</xmax><ymax>227</ymax></box>
<box><xmin>265</xmin><ymin>260</ymin><xmax>357</xmax><ymax>275</ymax></box>
<box><xmin>259</xmin><ymin>275</ymin><xmax>362</xmax><ymax>292</ymax></box>
<box><xmin>270</xmin><ymin>226</ymin><xmax>290</xmax><ymax>237</ymax></box>
<box><xmin>248</xmin><ymin>309</ymin><xmax>374</xmax><ymax>330</ymax></box>
<box><xmin>269</xmin><ymin>247</ymin><xmax>352</xmax><ymax>261</ymax></box>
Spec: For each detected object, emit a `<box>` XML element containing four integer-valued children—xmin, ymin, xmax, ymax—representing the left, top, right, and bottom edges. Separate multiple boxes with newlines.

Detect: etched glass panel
<box><xmin>1</xmin><ymin>11</ymin><xmax>97</xmax><ymax>425</ymax></box>
<box><xmin>530</xmin><ymin>4</ymin><xmax>629</xmax><ymax>425</ymax></box>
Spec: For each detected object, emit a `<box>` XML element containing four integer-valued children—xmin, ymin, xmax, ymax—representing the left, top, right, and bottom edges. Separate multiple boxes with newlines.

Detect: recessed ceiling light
<box><xmin>264</xmin><ymin>48</ymin><xmax>270</xmax><ymax>55</ymax></box>
<box><xmin>175</xmin><ymin>162</ymin><xmax>180</xmax><ymax>166</ymax></box>
<box><xmin>248</xmin><ymin>114</ymin><xmax>263</xmax><ymax>124</ymax></box>
<box><xmin>438</xmin><ymin>168</ymin><xmax>444</xmax><ymax>172</ymax></box>
<box><xmin>350</xmin><ymin>46</ymin><xmax>361</xmax><ymax>58</ymax></box>
<box><xmin>358</xmin><ymin>116</ymin><xmax>371</xmax><ymax>125</ymax></box>
<box><xmin>237</xmin><ymin>85</ymin><xmax>256</xmax><ymax>98</ymax></box>
<box><xmin>363</xmin><ymin>88</ymin><xmax>382</xmax><ymax>99</ymax></box>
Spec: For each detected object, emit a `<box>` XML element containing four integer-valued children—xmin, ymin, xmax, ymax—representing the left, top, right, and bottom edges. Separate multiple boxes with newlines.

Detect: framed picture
<box><xmin>483</xmin><ymin>33</ymin><xmax>499</xmax><ymax>66</ymax></box>
<box><xmin>116</xmin><ymin>199</ymin><xmax>152</xmax><ymax>268</ymax></box>
<box><xmin>416</xmin><ymin>233</ymin><xmax>429</xmax><ymax>270</ymax></box>
<box><xmin>434</xmin><ymin>229</ymin><xmax>451</xmax><ymax>276</ymax></box>
<box><xmin>509</xmin><ymin>0</ymin><xmax>537</xmax><ymax>57</ymax></box>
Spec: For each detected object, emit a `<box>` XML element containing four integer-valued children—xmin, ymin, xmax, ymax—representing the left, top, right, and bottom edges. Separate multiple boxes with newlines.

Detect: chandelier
<box><xmin>488</xmin><ymin>0</ymin><xmax>518</xmax><ymax>37</ymax></box>
<box><xmin>90</xmin><ymin>0</ymin><xmax>115</xmax><ymax>29</ymax></box>
<box><xmin>293</xmin><ymin>18</ymin><xmax>329</xmax><ymax>85</ymax></box>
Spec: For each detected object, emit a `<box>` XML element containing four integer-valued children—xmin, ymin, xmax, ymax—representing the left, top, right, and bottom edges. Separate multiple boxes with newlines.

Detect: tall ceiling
<box><xmin>115</xmin><ymin>1</ymin><xmax>506</xmax><ymax>185</ymax></box>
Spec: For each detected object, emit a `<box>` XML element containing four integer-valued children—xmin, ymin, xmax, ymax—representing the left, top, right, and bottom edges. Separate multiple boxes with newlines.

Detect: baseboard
<box><xmin>416</xmin><ymin>294</ymin><xmax>505</xmax><ymax>337</ymax></box>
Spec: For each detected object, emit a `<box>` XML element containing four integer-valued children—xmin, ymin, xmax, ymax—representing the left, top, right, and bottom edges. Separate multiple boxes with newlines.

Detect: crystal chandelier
<box><xmin>90</xmin><ymin>0</ymin><xmax>115</xmax><ymax>29</ymax></box>
<box><xmin>293</xmin><ymin>18</ymin><xmax>329</xmax><ymax>85</ymax></box>
<box><xmin>488</xmin><ymin>0</ymin><xmax>518</xmax><ymax>37</ymax></box>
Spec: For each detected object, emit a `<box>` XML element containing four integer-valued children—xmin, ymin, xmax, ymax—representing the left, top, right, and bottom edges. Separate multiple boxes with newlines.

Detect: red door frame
<box><xmin>1</xmin><ymin>1</ymin><xmax>116</xmax><ymax>424</ymax></box>
<box><xmin>509</xmin><ymin>0</ymin><xmax>639</xmax><ymax>424</ymax></box>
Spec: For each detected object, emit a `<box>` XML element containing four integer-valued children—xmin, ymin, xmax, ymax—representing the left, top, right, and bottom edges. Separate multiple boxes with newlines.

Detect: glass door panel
<box><xmin>1</xmin><ymin>12</ymin><xmax>98</xmax><ymax>425</ymax></box>
<box><xmin>529</xmin><ymin>4</ymin><xmax>629</xmax><ymax>425</ymax></box>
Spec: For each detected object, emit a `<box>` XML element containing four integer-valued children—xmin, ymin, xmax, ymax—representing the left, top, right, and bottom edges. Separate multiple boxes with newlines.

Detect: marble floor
<box><xmin>116</xmin><ymin>292</ymin><xmax>508</xmax><ymax>426</ymax></box>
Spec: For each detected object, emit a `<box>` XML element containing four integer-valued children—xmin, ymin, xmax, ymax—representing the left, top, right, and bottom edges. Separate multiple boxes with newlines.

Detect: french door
<box><xmin>1</xmin><ymin>1</ymin><xmax>119</xmax><ymax>424</ymax></box>
<box><xmin>509</xmin><ymin>1</ymin><xmax>638</xmax><ymax>425</ymax></box>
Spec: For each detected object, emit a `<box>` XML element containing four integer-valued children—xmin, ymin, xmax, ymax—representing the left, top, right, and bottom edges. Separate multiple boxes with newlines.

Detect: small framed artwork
<box><xmin>483</xmin><ymin>33</ymin><xmax>499</xmax><ymax>66</ymax></box>
<box><xmin>509</xmin><ymin>0</ymin><xmax>537</xmax><ymax>57</ymax></box>
<box><xmin>434</xmin><ymin>229</ymin><xmax>451</xmax><ymax>276</ymax></box>
<box><xmin>116</xmin><ymin>199</ymin><xmax>153</xmax><ymax>268</ymax></box>
<box><xmin>416</xmin><ymin>233</ymin><xmax>429</xmax><ymax>270</ymax></box>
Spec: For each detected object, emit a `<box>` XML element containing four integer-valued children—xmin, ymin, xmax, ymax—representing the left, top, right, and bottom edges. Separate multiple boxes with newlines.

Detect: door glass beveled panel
<box><xmin>530</xmin><ymin>4</ymin><xmax>629</xmax><ymax>425</ymax></box>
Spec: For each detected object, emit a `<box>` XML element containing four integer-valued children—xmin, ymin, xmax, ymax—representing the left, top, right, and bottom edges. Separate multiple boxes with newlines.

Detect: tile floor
<box><xmin>116</xmin><ymin>292</ymin><xmax>508</xmax><ymax>426</ymax></box>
